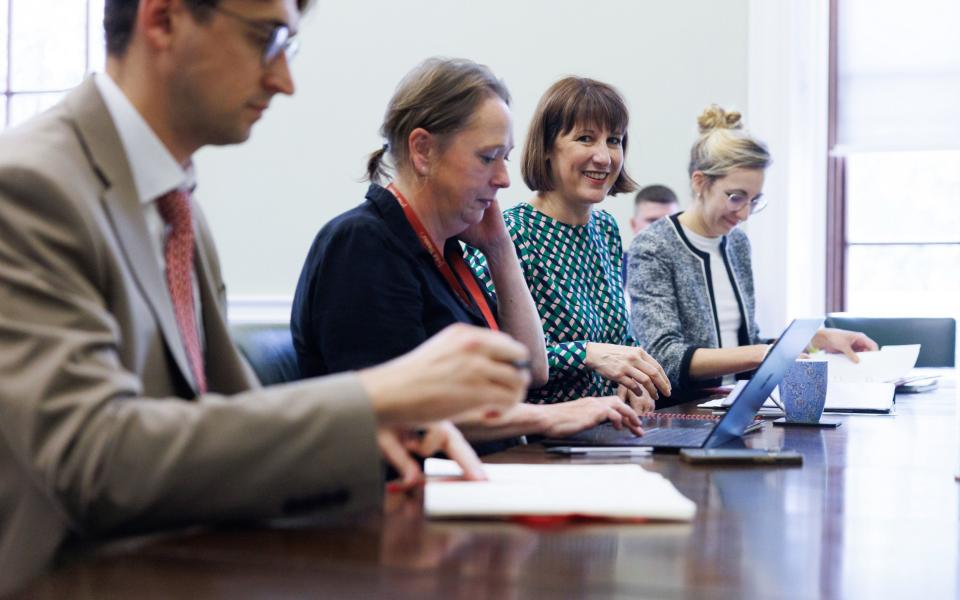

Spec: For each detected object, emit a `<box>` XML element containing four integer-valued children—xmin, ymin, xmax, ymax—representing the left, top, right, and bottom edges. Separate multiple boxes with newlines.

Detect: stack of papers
<box><xmin>814</xmin><ymin>344</ymin><xmax>920</xmax><ymax>384</ymax></box>
<box><xmin>812</xmin><ymin>344</ymin><xmax>920</xmax><ymax>413</ymax></box>
<box><xmin>699</xmin><ymin>345</ymin><xmax>921</xmax><ymax>414</ymax></box>
<box><xmin>424</xmin><ymin>459</ymin><xmax>696</xmax><ymax>522</ymax></box>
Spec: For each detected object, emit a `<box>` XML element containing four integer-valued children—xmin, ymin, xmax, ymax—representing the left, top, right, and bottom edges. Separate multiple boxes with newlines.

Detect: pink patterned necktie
<box><xmin>156</xmin><ymin>189</ymin><xmax>207</xmax><ymax>395</ymax></box>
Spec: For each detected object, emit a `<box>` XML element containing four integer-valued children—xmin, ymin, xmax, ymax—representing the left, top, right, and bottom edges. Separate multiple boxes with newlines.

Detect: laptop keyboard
<box><xmin>634</xmin><ymin>426</ymin><xmax>711</xmax><ymax>448</ymax></box>
<box><xmin>555</xmin><ymin>420</ymin><xmax>715</xmax><ymax>448</ymax></box>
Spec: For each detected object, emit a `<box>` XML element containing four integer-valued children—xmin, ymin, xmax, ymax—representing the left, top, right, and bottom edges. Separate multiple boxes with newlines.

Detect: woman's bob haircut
<box><xmin>521</xmin><ymin>77</ymin><xmax>637</xmax><ymax>195</ymax></box>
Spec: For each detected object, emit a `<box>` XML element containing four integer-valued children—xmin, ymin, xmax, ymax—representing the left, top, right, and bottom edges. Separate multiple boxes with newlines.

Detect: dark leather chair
<box><xmin>824</xmin><ymin>315</ymin><xmax>956</xmax><ymax>367</ymax></box>
<box><xmin>230</xmin><ymin>323</ymin><xmax>301</xmax><ymax>386</ymax></box>
<box><xmin>229</xmin><ymin>322</ymin><xmax>522</xmax><ymax>456</ymax></box>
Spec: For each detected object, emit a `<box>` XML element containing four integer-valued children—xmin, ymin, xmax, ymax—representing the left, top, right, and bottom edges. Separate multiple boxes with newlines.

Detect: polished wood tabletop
<box><xmin>16</xmin><ymin>377</ymin><xmax>959</xmax><ymax>599</ymax></box>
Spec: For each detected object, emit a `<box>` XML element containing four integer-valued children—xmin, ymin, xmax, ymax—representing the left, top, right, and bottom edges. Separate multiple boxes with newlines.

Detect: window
<box><xmin>1</xmin><ymin>0</ymin><xmax>105</xmax><ymax>129</ymax></box>
<box><xmin>844</xmin><ymin>151</ymin><xmax>960</xmax><ymax>316</ymax></box>
<box><xmin>828</xmin><ymin>0</ymin><xmax>960</xmax><ymax>317</ymax></box>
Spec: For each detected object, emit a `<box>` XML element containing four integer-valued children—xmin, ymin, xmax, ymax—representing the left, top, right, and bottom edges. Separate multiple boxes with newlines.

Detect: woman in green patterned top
<box><xmin>468</xmin><ymin>77</ymin><xmax>671</xmax><ymax>411</ymax></box>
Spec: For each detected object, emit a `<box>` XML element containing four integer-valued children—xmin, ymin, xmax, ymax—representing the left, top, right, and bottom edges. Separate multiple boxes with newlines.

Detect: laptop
<box><xmin>543</xmin><ymin>318</ymin><xmax>823</xmax><ymax>450</ymax></box>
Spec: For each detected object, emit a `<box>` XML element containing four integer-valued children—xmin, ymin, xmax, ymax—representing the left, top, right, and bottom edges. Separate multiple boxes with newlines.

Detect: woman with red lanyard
<box><xmin>291</xmin><ymin>58</ymin><xmax>643</xmax><ymax>447</ymax></box>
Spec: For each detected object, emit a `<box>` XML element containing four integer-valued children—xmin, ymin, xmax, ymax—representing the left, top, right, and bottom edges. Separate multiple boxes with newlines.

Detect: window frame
<box><xmin>826</xmin><ymin>0</ymin><xmax>845</xmax><ymax>312</ymax></box>
<box><xmin>1</xmin><ymin>0</ymin><xmax>99</xmax><ymax>128</ymax></box>
<box><xmin>825</xmin><ymin>0</ymin><xmax>960</xmax><ymax>314</ymax></box>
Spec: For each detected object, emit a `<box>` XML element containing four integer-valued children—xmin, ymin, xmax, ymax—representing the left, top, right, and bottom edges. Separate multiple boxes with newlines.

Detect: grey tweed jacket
<box><xmin>626</xmin><ymin>213</ymin><xmax>761</xmax><ymax>391</ymax></box>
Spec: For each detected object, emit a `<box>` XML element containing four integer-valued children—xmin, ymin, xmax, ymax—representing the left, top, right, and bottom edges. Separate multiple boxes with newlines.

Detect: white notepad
<box><xmin>809</xmin><ymin>344</ymin><xmax>918</xmax><ymax>412</ymax></box>
<box><xmin>811</xmin><ymin>344</ymin><xmax>920</xmax><ymax>384</ymax></box>
<box><xmin>424</xmin><ymin>459</ymin><xmax>696</xmax><ymax>522</ymax></box>
<box><xmin>765</xmin><ymin>381</ymin><xmax>896</xmax><ymax>413</ymax></box>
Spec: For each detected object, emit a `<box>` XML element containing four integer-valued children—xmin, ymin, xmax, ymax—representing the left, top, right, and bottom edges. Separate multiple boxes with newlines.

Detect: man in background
<box><xmin>630</xmin><ymin>184</ymin><xmax>679</xmax><ymax>236</ymax></box>
<box><xmin>623</xmin><ymin>184</ymin><xmax>680</xmax><ymax>287</ymax></box>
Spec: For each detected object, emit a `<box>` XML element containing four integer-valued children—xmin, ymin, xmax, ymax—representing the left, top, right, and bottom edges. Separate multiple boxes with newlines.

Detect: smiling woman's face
<box><xmin>694</xmin><ymin>167</ymin><xmax>766</xmax><ymax>236</ymax></box>
<box><xmin>547</xmin><ymin>122</ymin><xmax>625</xmax><ymax>207</ymax></box>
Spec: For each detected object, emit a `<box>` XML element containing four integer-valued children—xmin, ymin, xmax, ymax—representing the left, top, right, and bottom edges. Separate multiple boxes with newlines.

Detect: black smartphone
<box><xmin>679</xmin><ymin>448</ymin><xmax>803</xmax><ymax>465</ymax></box>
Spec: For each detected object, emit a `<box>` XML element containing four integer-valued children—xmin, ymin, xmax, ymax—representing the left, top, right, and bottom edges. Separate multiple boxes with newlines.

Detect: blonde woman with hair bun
<box><xmin>626</xmin><ymin>105</ymin><xmax>877</xmax><ymax>396</ymax></box>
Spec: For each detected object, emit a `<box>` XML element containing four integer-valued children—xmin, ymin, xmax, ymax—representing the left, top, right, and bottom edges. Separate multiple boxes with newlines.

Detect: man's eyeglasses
<box><xmin>726</xmin><ymin>191</ymin><xmax>767</xmax><ymax>215</ymax></box>
<box><xmin>207</xmin><ymin>4</ymin><xmax>299</xmax><ymax>65</ymax></box>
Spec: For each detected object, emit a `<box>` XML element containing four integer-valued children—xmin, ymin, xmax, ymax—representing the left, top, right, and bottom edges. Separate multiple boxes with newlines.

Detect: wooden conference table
<box><xmin>17</xmin><ymin>374</ymin><xmax>959</xmax><ymax>599</ymax></box>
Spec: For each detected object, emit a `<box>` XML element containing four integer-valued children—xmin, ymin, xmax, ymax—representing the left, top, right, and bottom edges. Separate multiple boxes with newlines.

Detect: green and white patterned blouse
<box><xmin>466</xmin><ymin>203</ymin><xmax>637</xmax><ymax>404</ymax></box>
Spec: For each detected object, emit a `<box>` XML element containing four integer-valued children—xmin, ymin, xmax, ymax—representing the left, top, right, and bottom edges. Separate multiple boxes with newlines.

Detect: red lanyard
<box><xmin>387</xmin><ymin>183</ymin><xmax>499</xmax><ymax>331</ymax></box>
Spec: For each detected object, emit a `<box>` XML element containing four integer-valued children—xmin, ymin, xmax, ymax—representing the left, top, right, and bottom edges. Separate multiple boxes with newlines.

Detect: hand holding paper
<box><xmin>811</xmin><ymin>328</ymin><xmax>880</xmax><ymax>363</ymax></box>
<box><xmin>810</xmin><ymin>344</ymin><xmax>920</xmax><ymax>383</ymax></box>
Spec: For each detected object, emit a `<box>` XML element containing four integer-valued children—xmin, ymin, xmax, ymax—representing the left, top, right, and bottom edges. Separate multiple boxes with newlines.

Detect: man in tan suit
<box><xmin>0</xmin><ymin>0</ymin><xmax>530</xmax><ymax>592</ymax></box>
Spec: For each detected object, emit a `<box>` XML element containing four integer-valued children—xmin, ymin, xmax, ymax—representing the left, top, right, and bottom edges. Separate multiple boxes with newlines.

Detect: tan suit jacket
<box><xmin>0</xmin><ymin>79</ymin><xmax>382</xmax><ymax>593</ymax></box>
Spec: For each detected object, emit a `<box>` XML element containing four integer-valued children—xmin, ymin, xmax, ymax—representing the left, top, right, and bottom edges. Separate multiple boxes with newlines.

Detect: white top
<box><xmin>682</xmin><ymin>226</ymin><xmax>742</xmax><ymax>384</ymax></box>
<box><xmin>94</xmin><ymin>73</ymin><xmax>204</xmax><ymax>348</ymax></box>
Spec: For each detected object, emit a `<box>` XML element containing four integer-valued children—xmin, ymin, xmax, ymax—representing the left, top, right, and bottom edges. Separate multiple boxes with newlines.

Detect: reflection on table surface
<box><xmin>14</xmin><ymin>383</ymin><xmax>959</xmax><ymax>599</ymax></box>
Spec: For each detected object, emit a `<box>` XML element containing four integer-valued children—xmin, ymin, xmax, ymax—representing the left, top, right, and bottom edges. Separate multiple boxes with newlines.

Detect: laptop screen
<box><xmin>704</xmin><ymin>318</ymin><xmax>823</xmax><ymax>448</ymax></box>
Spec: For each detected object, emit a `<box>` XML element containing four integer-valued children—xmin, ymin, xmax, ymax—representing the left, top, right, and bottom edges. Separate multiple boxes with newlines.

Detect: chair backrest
<box><xmin>230</xmin><ymin>322</ymin><xmax>301</xmax><ymax>386</ymax></box>
<box><xmin>824</xmin><ymin>315</ymin><xmax>957</xmax><ymax>368</ymax></box>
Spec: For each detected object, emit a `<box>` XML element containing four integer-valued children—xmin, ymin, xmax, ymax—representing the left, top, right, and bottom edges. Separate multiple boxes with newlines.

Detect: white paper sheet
<box><xmin>809</xmin><ymin>344</ymin><xmax>921</xmax><ymax>384</ymax></box>
<box><xmin>424</xmin><ymin>459</ymin><xmax>696</xmax><ymax>522</ymax></box>
<box><xmin>822</xmin><ymin>382</ymin><xmax>895</xmax><ymax>412</ymax></box>
<box><xmin>700</xmin><ymin>347</ymin><xmax>914</xmax><ymax>414</ymax></box>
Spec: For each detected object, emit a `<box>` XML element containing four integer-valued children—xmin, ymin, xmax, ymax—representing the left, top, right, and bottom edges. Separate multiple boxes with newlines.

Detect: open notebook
<box><xmin>424</xmin><ymin>458</ymin><xmax>696</xmax><ymax>522</ymax></box>
<box><xmin>797</xmin><ymin>344</ymin><xmax>919</xmax><ymax>413</ymax></box>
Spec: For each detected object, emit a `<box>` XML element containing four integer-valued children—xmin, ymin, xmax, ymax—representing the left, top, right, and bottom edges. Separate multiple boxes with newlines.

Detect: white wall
<box><xmin>746</xmin><ymin>0</ymin><xmax>830</xmax><ymax>336</ymax></box>
<box><xmin>195</xmin><ymin>0</ymin><xmax>751</xmax><ymax>311</ymax></box>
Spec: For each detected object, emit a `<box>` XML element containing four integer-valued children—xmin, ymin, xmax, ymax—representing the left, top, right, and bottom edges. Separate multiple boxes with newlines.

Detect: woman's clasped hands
<box><xmin>585</xmin><ymin>343</ymin><xmax>671</xmax><ymax>412</ymax></box>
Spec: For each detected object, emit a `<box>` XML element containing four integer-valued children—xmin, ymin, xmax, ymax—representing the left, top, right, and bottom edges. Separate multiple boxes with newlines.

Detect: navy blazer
<box><xmin>291</xmin><ymin>183</ymin><xmax>496</xmax><ymax>378</ymax></box>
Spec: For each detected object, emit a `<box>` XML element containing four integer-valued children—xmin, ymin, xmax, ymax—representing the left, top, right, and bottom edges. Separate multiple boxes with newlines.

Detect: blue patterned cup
<box><xmin>780</xmin><ymin>361</ymin><xmax>829</xmax><ymax>424</ymax></box>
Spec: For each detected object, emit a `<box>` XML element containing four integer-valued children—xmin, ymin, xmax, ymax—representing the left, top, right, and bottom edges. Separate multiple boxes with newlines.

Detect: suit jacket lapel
<box><xmin>193</xmin><ymin>220</ymin><xmax>257</xmax><ymax>394</ymax></box>
<box><xmin>65</xmin><ymin>78</ymin><xmax>199</xmax><ymax>394</ymax></box>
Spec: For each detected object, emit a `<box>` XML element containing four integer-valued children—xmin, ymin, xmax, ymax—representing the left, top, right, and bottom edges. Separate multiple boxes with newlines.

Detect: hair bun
<box><xmin>697</xmin><ymin>104</ymin><xmax>743</xmax><ymax>134</ymax></box>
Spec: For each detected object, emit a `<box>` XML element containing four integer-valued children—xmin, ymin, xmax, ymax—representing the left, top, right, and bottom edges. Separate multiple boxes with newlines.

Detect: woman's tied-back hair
<box><xmin>521</xmin><ymin>77</ymin><xmax>637</xmax><ymax>195</ymax></box>
<box><xmin>366</xmin><ymin>57</ymin><xmax>511</xmax><ymax>184</ymax></box>
<box><xmin>688</xmin><ymin>104</ymin><xmax>771</xmax><ymax>183</ymax></box>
